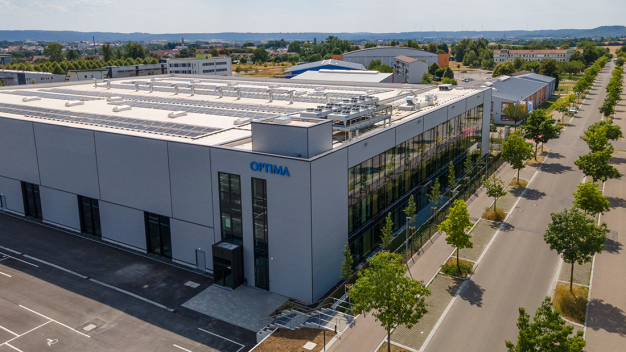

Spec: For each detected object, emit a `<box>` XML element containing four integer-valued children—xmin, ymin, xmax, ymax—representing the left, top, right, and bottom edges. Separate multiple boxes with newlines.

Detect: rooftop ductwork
<box><xmin>171</xmin><ymin>83</ymin><xmax>179</xmax><ymax>95</ymax></box>
<box><xmin>215</xmin><ymin>86</ymin><xmax>223</xmax><ymax>98</ymax></box>
<box><xmin>188</xmin><ymin>84</ymin><xmax>195</xmax><ymax>96</ymax></box>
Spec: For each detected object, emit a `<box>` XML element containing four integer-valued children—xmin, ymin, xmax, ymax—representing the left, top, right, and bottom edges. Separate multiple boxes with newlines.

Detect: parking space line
<box><xmin>174</xmin><ymin>344</ymin><xmax>193</xmax><ymax>352</ymax></box>
<box><xmin>0</xmin><ymin>252</ymin><xmax>38</xmax><ymax>267</ymax></box>
<box><xmin>22</xmin><ymin>255</ymin><xmax>88</xmax><ymax>279</ymax></box>
<box><xmin>19</xmin><ymin>305</ymin><xmax>90</xmax><ymax>338</ymax></box>
<box><xmin>5</xmin><ymin>343</ymin><xmax>23</xmax><ymax>352</ymax></box>
<box><xmin>0</xmin><ymin>325</ymin><xmax>18</xmax><ymax>336</ymax></box>
<box><xmin>0</xmin><ymin>245</ymin><xmax>22</xmax><ymax>255</ymax></box>
<box><xmin>0</xmin><ymin>271</ymin><xmax>11</xmax><ymax>277</ymax></box>
<box><xmin>88</xmin><ymin>279</ymin><xmax>175</xmax><ymax>312</ymax></box>
<box><xmin>198</xmin><ymin>328</ymin><xmax>245</xmax><ymax>352</ymax></box>
<box><xmin>1</xmin><ymin>321</ymin><xmax>50</xmax><ymax>346</ymax></box>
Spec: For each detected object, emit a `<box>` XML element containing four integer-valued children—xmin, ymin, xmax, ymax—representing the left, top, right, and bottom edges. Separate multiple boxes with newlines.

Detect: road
<box><xmin>424</xmin><ymin>63</ymin><xmax>614</xmax><ymax>351</ymax></box>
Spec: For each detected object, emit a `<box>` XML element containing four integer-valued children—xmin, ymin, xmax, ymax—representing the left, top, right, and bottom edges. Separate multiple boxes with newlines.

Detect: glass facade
<box><xmin>78</xmin><ymin>195</ymin><xmax>101</xmax><ymax>236</ymax></box>
<box><xmin>219</xmin><ymin>172</ymin><xmax>243</xmax><ymax>244</ymax></box>
<box><xmin>347</xmin><ymin>105</ymin><xmax>483</xmax><ymax>262</ymax></box>
<box><xmin>21</xmin><ymin>182</ymin><xmax>42</xmax><ymax>219</ymax></box>
<box><xmin>252</xmin><ymin>178</ymin><xmax>269</xmax><ymax>291</ymax></box>
<box><xmin>144</xmin><ymin>212</ymin><xmax>172</xmax><ymax>258</ymax></box>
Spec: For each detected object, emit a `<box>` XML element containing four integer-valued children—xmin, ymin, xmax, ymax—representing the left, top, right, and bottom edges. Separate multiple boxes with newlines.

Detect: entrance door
<box><xmin>196</xmin><ymin>250</ymin><xmax>206</xmax><ymax>271</ymax></box>
<box><xmin>0</xmin><ymin>194</ymin><xmax>6</xmax><ymax>210</ymax></box>
<box><xmin>21</xmin><ymin>182</ymin><xmax>42</xmax><ymax>219</ymax></box>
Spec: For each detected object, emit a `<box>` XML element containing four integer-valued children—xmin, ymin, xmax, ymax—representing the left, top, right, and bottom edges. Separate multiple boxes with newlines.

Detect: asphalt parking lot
<box><xmin>0</xmin><ymin>212</ymin><xmax>256</xmax><ymax>352</ymax></box>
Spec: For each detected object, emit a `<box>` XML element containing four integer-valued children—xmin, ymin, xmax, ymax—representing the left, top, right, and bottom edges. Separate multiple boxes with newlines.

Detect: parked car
<box><xmin>569</xmin><ymin>107</ymin><xmax>577</xmax><ymax>114</ymax></box>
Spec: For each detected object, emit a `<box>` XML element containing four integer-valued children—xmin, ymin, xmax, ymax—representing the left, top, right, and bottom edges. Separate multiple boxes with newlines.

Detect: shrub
<box><xmin>441</xmin><ymin>257</ymin><xmax>473</xmax><ymax>277</ymax></box>
<box><xmin>483</xmin><ymin>208</ymin><xmax>506</xmax><ymax>221</ymax></box>
<box><xmin>552</xmin><ymin>282</ymin><xmax>589</xmax><ymax>324</ymax></box>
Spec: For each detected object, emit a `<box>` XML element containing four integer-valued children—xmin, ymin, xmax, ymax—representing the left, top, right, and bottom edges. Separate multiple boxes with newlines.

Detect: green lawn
<box><xmin>559</xmin><ymin>73</ymin><xmax>584</xmax><ymax>81</ymax></box>
<box><xmin>540</xmin><ymin>98</ymin><xmax>559</xmax><ymax>113</ymax></box>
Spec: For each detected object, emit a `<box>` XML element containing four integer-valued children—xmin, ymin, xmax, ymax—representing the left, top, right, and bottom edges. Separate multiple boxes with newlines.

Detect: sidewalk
<box><xmin>330</xmin><ymin>160</ymin><xmax>523</xmax><ymax>352</ymax></box>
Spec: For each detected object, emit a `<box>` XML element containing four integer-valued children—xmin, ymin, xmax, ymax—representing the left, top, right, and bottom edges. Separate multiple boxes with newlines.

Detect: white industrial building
<box><xmin>107</xmin><ymin>63</ymin><xmax>168</xmax><ymax>78</ymax></box>
<box><xmin>342</xmin><ymin>47</ymin><xmax>440</xmax><ymax>68</ymax></box>
<box><xmin>291</xmin><ymin>69</ymin><xmax>393</xmax><ymax>83</ymax></box>
<box><xmin>493</xmin><ymin>49</ymin><xmax>582</xmax><ymax>63</ymax></box>
<box><xmin>487</xmin><ymin>74</ymin><xmax>555</xmax><ymax>125</ymax></box>
<box><xmin>393</xmin><ymin>55</ymin><xmax>429</xmax><ymax>84</ymax></box>
<box><xmin>0</xmin><ymin>75</ymin><xmax>489</xmax><ymax>304</ymax></box>
<box><xmin>0</xmin><ymin>69</ymin><xmax>66</xmax><ymax>86</ymax></box>
<box><xmin>167</xmin><ymin>57</ymin><xmax>231</xmax><ymax>76</ymax></box>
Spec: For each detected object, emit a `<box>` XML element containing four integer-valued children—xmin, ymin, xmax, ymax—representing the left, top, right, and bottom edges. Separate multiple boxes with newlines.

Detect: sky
<box><xmin>0</xmin><ymin>0</ymin><xmax>624</xmax><ymax>34</ymax></box>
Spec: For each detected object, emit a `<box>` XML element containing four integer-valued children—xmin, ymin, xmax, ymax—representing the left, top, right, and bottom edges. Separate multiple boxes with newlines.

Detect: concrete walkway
<box><xmin>329</xmin><ymin>159</ymin><xmax>521</xmax><ymax>352</ymax></box>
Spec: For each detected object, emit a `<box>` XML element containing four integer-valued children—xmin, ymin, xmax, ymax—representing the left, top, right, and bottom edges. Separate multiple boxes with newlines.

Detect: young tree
<box><xmin>351</xmin><ymin>252</ymin><xmax>430</xmax><ymax>352</ymax></box>
<box><xmin>544</xmin><ymin>207</ymin><xmax>608</xmax><ymax>291</ymax></box>
<box><xmin>381</xmin><ymin>212</ymin><xmax>394</xmax><ymax>249</ymax></box>
<box><xmin>428</xmin><ymin>62</ymin><xmax>440</xmax><ymax>76</ymax></box>
<box><xmin>102</xmin><ymin>42</ymin><xmax>114</xmax><ymax>62</ymax></box>
<box><xmin>587</xmin><ymin>120</ymin><xmax>623</xmax><ymax>141</ymax></box>
<box><xmin>524</xmin><ymin>109</ymin><xmax>563</xmax><ymax>159</ymax></box>
<box><xmin>573</xmin><ymin>182</ymin><xmax>610</xmax><ymax>216</ymax></box>
<box><xmin>43</xmin><ymin>43</ymin><xmax>64</xmax><ymax>63</ymax></box>
<box><xmin>421</xmin><ymin>72</ymin><xmax>432</xmax><ymax>84</ymax></box>
<box><xmin>438</xmin><ymin>200</ymin><xmax>473</xmax><ymax>273</ymax></box>
<box><xmin>505</xmin><ymin>297</ymin><xmax>586</xmax><ymax>352</ymax></box>
<box><xmin>502</xmin><ymin>103</ymin><xmax>528</xmax><ymax>130</ymax></box>
<box><xmin>502</xmin><ymin>132</ymin><xmax>534</xmax><ymax>183</ymax></box>
<box><xmin>428</xmin><ymin>179</ymin><xmax>442</xmax><ymax>210</ymax></box>
<box><xmin>464</xmin><ymin>154</ymin><xmax>474</xmax><ymax>178</ymax></box>
<box><xmin>341</xmin><ymin>242</ymin><xmax>354</xmax><ymax>283</ymax></box>
<box><xmin>447</xmin><ymin>161</ymin><xmax>457</xmax><ymax>193</ymax></box>
<box><xmin>482</xmin><ymin>175</ymin><xmax>507</xmax><ymax>213</ymax></box>
<box><xmin>574</xmin><ymin>147</ymin><xmax>621</xmax><ymax>183</ymax></box>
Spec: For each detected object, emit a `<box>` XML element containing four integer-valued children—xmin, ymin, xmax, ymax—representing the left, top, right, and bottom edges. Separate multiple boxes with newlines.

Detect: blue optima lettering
<box><xmin>249</xmin><ymin>162</ymin><xmax>290</xmax><ymax>176</ymax></box>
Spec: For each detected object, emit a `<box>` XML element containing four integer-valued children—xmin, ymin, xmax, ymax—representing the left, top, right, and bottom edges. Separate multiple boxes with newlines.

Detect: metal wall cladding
<box><xmin>39</xmin><ymin>186</ymin><xmax>80</xmax><ymax>230</ymax></box>
<box><xmin>99</xmin><ymin>201</ymin><xmax>147</xmax><ymax>251</ymax></box>
<box><xmin>33</xmin><ymin>124</ymin><xmax>100</xmax><ymax>199</ymax></box>
<box><xmin>251</xmin><ymin>123</ymin><xmax>308</xmax><ymax>158</ymax></box>
<box><xmin>95</xmin><ymin>132</ymin><xmax>172</xmax><ymax>217</ymax></box>
<box><xmin>467</xmin><ymin>91</ymin><xmax>485</xmax><ymax>110</ymax></box>
<box><xmin>447</xmin><ymin>99</ymin><xmax>467</xmax><ymax>119</ymax></box>
<box><xmin>306</xmin><ymin>122</ymin><xmax>333</xmax><ymax>158</ymax></box>
<box><xmin>395</xmin><ymin>115</ymin><xmax>425</xmax><ymax>145</ymax></box>
<box><xmin>170</xmin><ymin>219</ymin><xmax>215</xmax><ymax>270</ymax></box>
<box><xmin>347</xmin><ymin>128</ymin><xmax>395</xmax><ymax>168</ymax></box>
<box><xmin>0</xmin><ymin>175</ymin><xmax>24</xmax><ymax>214</ymax></box>
<box><xmin>210</xmin><ymin>147</ymin><xmax>313</xmax><ymax>303</ymax></box>
<box><xmin>422</xmin><ymin>105</ymin><xmax>449</xmax><ymax>132</ymax></box>
<box><xmin>167</xmin><ymin>142</ymin><xmax>213</xmax><ymax>227</ymax></box>
<box><xmin>310</xmin><ymin>148</ymin><xmax>349</xmax><ymax>301</ymax></box>
<box><xmin>481</xmin><ymin>90</ymin><xmax>493</xmax><ymax>154</ymax></box>
<box><xmin>0</xmin><ymin>118</ymin><xmax>40</xmax><ymax>185</ymax></box>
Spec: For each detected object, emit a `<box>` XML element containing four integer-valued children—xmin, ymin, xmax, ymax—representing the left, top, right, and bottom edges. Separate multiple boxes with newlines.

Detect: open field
<box><xmin>233</xmin><ymin>62</ymin><xmax>293</xmax><ymax>77</ymax></box>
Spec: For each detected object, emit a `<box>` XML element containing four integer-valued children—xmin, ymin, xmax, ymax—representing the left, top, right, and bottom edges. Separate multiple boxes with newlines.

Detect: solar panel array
<box><xmin>108</xmin><ymin>101</ymin><xmax>275</xmax><ymax>120</ymax></box>
<box><xmin>0</xmin><ymin>91</ymin><xmax>103</xmax><ymax>101</ymax></box>
<box><xmin>44</xmin><ymin>88</ymin><xmax>300</xmax><ymax>114</ymax></box>
<box><xmin>0</xmin><ymin>103</ymin><xmax>217</xmax><ymax>139</ymax></box>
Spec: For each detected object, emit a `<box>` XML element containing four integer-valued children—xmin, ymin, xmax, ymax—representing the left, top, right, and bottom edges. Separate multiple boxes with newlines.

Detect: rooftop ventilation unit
<box><xmin>168</xmin><ymin>111</ymin><xmax>187</xmax><ymax>118</ymax></box>
<box><xmin>314</xmin><ymin>87</ymin><xmax>325</xmax><ymax>91</ymax></box>
<box><xmin>151</xmin><ymin>77</ymin><xmax>164</xmax><ymax>81</ymax></box>
<box><xmin>113</xmin><ymin>105</ymin><xmax>132</xmax><ymax>112</ymax></box>
<box><xmin>107</xmin><ymin>96</ymin><xmax>123</xmax><ymax>102</ymax></box>
<box><xmin>191</xmin><ymin>79</ymin><xmax>202</xmax><ymax>83</ymax></box>
<box><xmin>22</xmin><ymin>96</ymin><xmax>41</xmax><ymax>102</ymax></box>
<box><xmin>65</xmin><ymin>100</ymin><xmax>84</xmax><ymax>107</ymax></box>
<box><xmin>268</xmin><ymin>84</ymin><xmax>280</xmax><ymax>89</ymax></box>
<box><xmin>273</xmin><ymin>116</ymin><xmax>292</xmax><ymax>125</ymax></box>
<box><xmin>227</xmin><ymin>82</ymin><xmax>239</xmax><ymax>87</ymax></box>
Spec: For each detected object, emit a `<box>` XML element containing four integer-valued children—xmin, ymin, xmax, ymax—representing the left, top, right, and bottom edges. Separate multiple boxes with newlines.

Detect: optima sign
<box><xmin>250</xmin><ymin>162</ymin><xmax>290</xmax><ymax>177</ymax></box>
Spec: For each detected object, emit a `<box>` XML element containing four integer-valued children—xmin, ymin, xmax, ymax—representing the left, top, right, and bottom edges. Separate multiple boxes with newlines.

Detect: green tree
<box><xmin>43</xmin><ymin>43</ymin><xmax>64</xmax><ymax>62</ymax></box>
<box><xmin>65</xmin><ymin>49</ymin><xmax>80</xmax><ymax>61</ymax></box>
<box><xmin>442</xmin><ymin>66</ymin><xmax>454</xmax><ymax>79</ymax></box>
<box><xmin>403</xmin><ymin>195</ymin><xmax>417</xmax><ymax>228</ymax></box>
<box><xmin>587</xmin><ymin>120</ymin><xmax>623</xmax><ymax>141</ymax></box>
<box><xmin>102</xmin><ymin>42</ymin><xmax>114</xmax><ymax>62</ymax></box>
<box><xmin>573</xmin><ymin>182</ymin><xmax>610</xmax><ymax>216</ymax></box>
<box><xmin>123</xmin><ymin>42</ymin><xmax>146</xmax><ymax>59</ymax></box>
<box><xmin>421</xmin><ymin>72</ymin><xmax>432</xmax><ymax>84</ymax></box>
<box><xmin>464</xmin><ymin>154</ymin><xmax>473</xmax><ymax>178</ymax></box>
<box><xmin>428</xmin><ymin>62</ymin><xmax>440</xmax><ymax>76</ymax></box>
<box><xmin>502</xmin><ymin>103</ymin><xmax>529</xmax><ymax>130</ymax></box>
<box><xmin>441</xmin><ymin>77</ymin><xmax>458</xmax><ymax>85</ymax></box>
<box><xmin>438</xmin><ymin>200</ymin><xmax>473</xmax><ymax>273</ymax></box>
<box><xmin>341</xmin><ymin>242</ymin><xmax>354</xmax><ymax>283</ymax></box>
<box><xmin>505</xmin><ymin>297</ymin><xmax>586</xmax><ymax>352</ymax></box>
<box><xmin>447</xmin><ymin>161</ymin><xmax>457</xmax><ymax>192</ymax></box>
<box><xmin>513</xmin><ymin>57</ymin><xmax>525</xmax><ymax>70</ymax></box>
<box><xmin>502</xmin><ymin>132</ymin><xmax>534</xmax><ymax>183</ymax></box>
<box><xmin>492</xmin><ymin>61</ymin><xmax>516</xmax><ymax>77</ymax></box>
<box><xmin>599</xmin><ymin>100</ymin><xmax>615</xmax><ymax>119</ymax></box>
<box><xmin>524</xmin><ymin>109</ymin><xmax>563</xmax><ymax>159</ymax></box>
<box><xmin>428</xmin><ymin>179</ymin><xmax>442</xmax><ymax>209</ymax></box>
<box><xmin>544</xmin><ymin>207</ymin><xmax>608</xmax><ymax>290</ymax></box>
<box><xmin>351</xmin><ymin>252</ymin><xmax>430</xmax><ymax>352</ymax></box>
<box><xmin>381</xmin><ymin>212</ymin><xmax>394</xmax><ymax>249</ymax></box>
<box><xmin>483</xmin><ymin>175</ymin><xmax>507</xmax><ymax>212</ymax></box>
<box><xmin>574</xmin><ymin>148</ymin><xmax>621</xmax><ymax>183</ymax></box>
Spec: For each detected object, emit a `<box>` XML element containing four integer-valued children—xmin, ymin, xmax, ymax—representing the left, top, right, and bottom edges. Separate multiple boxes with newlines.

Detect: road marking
<box><xmin>46</xmin><ymin>338</ymin><xmax>58</xmax><ymax>346</ymax></box>
<box><xmin>0</xmin><ymin>325</ymin><xmax>18</xmax><ymax>336</ymax></box>
<box><xmin>88</xmin><ymin>278</ymin><xmax>175</xmax><ymax>312</ymax></box>
<box><xmin>5</xmin><ymin>343</ymin><xmax>23</xmax><ymax>352</ymax></box>
<box><xmin>19</xmin><ymin>305</ymin><xmax>90</xmax><ymax>338</ymax></box>
<box><xmin>0</xmin><ymin>271</ymin><xmax>11</xmax><ymax>277</ymax></box>
<box><xmin>584</xmin><ymin>180</ymin><xmax>604</xmax><ymax>339</ymax></box>
<box><xmin>0</xmin><ymin>245</ymin><xmax>22</xmax><ymax>255</ymax></box>
<box><xmin>0</xmin><ymin>321</ymin><xmax>51</xmax><ymax>346</ymax></box>
<box><xmin>22</xmin><ymin>255</ymin><xmax>88</xmax><ymax>279</ymax></box>
<box><xmin>198</xmin><ymin>328</ymin><xmax>245</xmax><ymax>352</ymax></box>
<box><xmin>0</xmin><ymin>252</ymin><xmax>37</xmax><ymax>267</ymax></box>
<box><xmin>174</xmin><ymin>344</ymin><xmax>193</xmax><ymax>352</ymax></box>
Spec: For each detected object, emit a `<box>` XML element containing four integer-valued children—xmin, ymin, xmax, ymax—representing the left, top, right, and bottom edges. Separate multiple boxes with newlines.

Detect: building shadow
<box><xmin>540</xmin><ymin>163</ymin><xmax>572</xmax><ymax>175</ymax></box>
<box><xmin>459</xmin><ymin>280</ymin><xmax>485</xmax><ymax>308</ymax></box>
<box><xmin>587</xmin><ymin>299</ymin><xmax>626</xmax><ymax>336</ymax></box>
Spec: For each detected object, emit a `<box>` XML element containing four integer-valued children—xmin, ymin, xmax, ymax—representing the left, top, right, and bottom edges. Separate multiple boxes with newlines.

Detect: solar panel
<box><xmin>1</xmin><ymin>91</ymin><xmax>103</xmax><ymax>101</ymax></box>
<box><xmin>0</xmin><ymin>102</ymin><xmax>217</xmax><ymax>139</ymax></box>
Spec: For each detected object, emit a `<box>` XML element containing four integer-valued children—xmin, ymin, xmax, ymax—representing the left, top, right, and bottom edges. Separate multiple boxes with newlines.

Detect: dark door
<box><xmin>145</xmin><ymin>213</ymin><xmax>172</xmax><ymax>258</ymax></box>
<box><xmin>79</xmin><ymin>196</ymin><xmax>101</xmax><ymax>236</ymax></box>
<box><xmin>21</xmin><ymin>182</ymin><xmax>42</xmax><ymax>219</ymax></box>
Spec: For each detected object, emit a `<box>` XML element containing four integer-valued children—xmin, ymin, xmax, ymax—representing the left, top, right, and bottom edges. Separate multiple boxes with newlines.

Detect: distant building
<box><xmin>342</xmin><ymin>47</ymin><xmax>444</xmax><ymax>69</ymax></box>
<box><xmin>488</xmin><ymin>74</ymin><xmax>555</xmax><ymax>125</ymax></box>
<box><xmin>166</xmin><ymin>55</ymin><xmax>231</xmax><ymax>76</ymax></box>
<box><xmin>290</xmin><ymin>69</ymin><xmax>392</xmax><ymax>83</ymax></box>
<box><xmin>0</xmin><ymin>69</ymin><xmax>65</xmax><ymax>85</ymax></box>
<box><xmin>283</xmin><ymin>59</ymin><xmax>365</xmax><ymax>78</ymax></box>
<box><xmin>0</xmin><ymin>54</ymin><xmax>11</xmax><ymax>65</ymax></box>
<box><xmin>393</xmin><ymin>55</ymin><xmax>428</xmax><ymax>84</ymax></box>
<box><xmin>107</xmin><ymin>63</ymin><xmax>168</xmax><ymax>78</ymax></box>
<box><xmin>493</xmin><ymin>49</ymin><xmax>582</xmax><ymax>63</ymax></box>
<box><xmin>66</xmin><ymin>68</ymin><xmax>109</xmax><ymax>82</ymax></box>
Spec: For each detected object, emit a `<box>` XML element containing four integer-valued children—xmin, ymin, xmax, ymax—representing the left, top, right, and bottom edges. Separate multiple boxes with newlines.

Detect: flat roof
<box><xmin>0</xmin><ymin>75</ymin><xmax>486</xmax><ymax>153</ymax></box>
<box><xmin>490</xmin><ymin>77</ymin><xmax>546</xmax><ymax>101</ymax></box>
<box><xmin>291</xmin><ymin>70</ymin><xmax>392</xmax><ymax>83</ymax></box>
<box><xmin>284</xmin><ymin>59</ymin><xmax>365</xmax><ymax>73</ymax></box>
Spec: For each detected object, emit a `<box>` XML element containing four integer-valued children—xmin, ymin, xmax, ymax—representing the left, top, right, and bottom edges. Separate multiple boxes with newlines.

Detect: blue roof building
<box><xmin>284</xmin><ymin>59</ymin><xmax>365</xmax><ymax>78</ymax></box>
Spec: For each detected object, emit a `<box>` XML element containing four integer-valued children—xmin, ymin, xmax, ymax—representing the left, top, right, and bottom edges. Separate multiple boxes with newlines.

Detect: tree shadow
<box><xmin>522</xmin><ymin>188</ymin><xmax>547</xmax><ymax>201</ymax></box>
<box><xmin>606</xmin><ymin>196</ymin><xmax>626</xmax><ymax>208</ymax></box>
<box><xmin>499</xmin><ymin>223</ymin><xmax>515</xmax><ymax>232</ymax></box>
<box><xmin>604</xmin><ymin>235</ymin><xmax>622</xmax><ymax>254</ymax></box>
<box><xmin>459</xmin><ymin>280</ymin><xmax>485</xmax><ymax>308</ymax></box>
<box><xmin>587</xmin><ymin>299</ymin><xmax>626</xmax><ymax>336</ymax></box>
<box><xmin>540</xmin><ymin>163</ymin><xmax>573</xmax><ymax>175</ymax></box>
<box><xmin>610</xmin><ymin>156</ymin><xmax>626</xmax><ymax>164</ymax></box>
<box><xmin>547</xmin><ymin>152</ymin><xmax>565</xmax><ymax>159</ymax></box>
